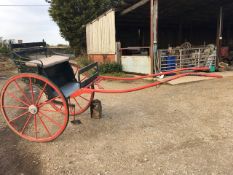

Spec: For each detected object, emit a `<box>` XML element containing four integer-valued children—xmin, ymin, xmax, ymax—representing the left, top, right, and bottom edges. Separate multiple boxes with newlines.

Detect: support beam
<box><xmin>216</xmin><ymin>6</ymin><xmax>223</xmax><ymax>69</ymax></box>
<box><xmin>153</xmin><ymin>0</ymin><xmax>159</xmax><ymax>73</ymax></box>
<box><xmin>150</xmin><ymin>0</ymin><xmax>154</xmax><ymax>74</ymax></box>
<box><xmin>121</xmin><ymin>0</ymin><xmax>150</xmax><ymax>16</ymax></box>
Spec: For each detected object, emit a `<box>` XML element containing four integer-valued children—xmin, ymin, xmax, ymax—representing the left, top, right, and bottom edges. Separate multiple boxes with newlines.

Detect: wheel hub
<box><xmin>28</xmin><ymin>105</ymin><xmax>38</xmax><ymax>114</ymax></box>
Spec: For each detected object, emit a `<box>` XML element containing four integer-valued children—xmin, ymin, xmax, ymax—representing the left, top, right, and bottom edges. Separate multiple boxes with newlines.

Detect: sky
<box><xmin>0</xmin><ymin>0</ymin><xmax>68</xmax><ymax>45</ymax></box>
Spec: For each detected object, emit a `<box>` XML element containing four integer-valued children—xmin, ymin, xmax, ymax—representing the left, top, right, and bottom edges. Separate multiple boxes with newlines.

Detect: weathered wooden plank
<box><xmin>121</xmin><ymin>0</ymin><xmax>150</xmax><ymax>16</ymax></box>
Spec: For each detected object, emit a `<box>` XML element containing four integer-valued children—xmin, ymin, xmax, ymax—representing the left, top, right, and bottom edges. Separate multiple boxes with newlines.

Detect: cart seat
<box><xmin>25</xmin><ymin>55</ymin><xmax>69</xmax><ymax>68</ymax></box>
<box><xmin>60</xmin><ymin>82</ymin><xmax>80</xmax><ymax>98</ymax></box>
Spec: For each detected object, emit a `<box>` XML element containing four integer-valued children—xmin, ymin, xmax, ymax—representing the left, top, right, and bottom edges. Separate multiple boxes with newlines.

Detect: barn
<box><xmin>86</xmin><ymin>0</ymin><xmax>233</xmax><ymax>74</ymax></box>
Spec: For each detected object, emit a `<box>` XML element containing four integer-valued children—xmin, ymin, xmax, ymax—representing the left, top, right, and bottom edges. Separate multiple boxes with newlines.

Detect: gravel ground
<box><xmin>1</xmin><ymin>70</ymin><xmax>233</xmax><ymax>175</ymax></box>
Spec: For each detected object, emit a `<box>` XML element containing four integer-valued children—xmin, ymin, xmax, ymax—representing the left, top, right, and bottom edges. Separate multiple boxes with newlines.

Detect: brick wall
<box><xmin>88</xmin><ymin>54</ymin><xmax>116</xmax><ymax>63</ymax></box>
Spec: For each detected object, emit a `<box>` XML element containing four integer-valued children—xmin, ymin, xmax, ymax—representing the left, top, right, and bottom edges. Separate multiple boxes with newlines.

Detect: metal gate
<box><xmin>158</xmin><ymin>46</ymin><xmax>217</xmax><ymax>72</ymax></box>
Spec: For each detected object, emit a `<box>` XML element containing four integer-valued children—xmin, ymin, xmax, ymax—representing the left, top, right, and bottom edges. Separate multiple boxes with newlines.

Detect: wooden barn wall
<box><xmin>86</xmin><ymin>9</ymin><xmax>116</xmax><ymax>55</ymax></box>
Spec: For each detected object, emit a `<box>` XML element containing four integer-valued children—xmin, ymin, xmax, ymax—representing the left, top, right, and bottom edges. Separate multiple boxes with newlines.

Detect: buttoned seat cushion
<box><xmin>25</xmin><ymin>55</ymin><xmax>69</xmax><ymax>68</ymax></box>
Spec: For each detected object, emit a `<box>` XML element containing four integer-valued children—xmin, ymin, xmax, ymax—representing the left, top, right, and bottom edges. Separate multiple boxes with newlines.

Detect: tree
<box><xmin>48</xmin><ymin>0</ymin><xmax>123</xmax><ymax>53</ymax></box>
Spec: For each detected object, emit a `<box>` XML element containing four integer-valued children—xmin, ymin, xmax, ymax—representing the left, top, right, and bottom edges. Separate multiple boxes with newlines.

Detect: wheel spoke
<box><xmin>38</xmin><ymin>96</ymin><xmax>59</xmax><ymax>108</ymax></box>
<box><xmin>70</xmin><ymin>88</ymin><xmax>93</xmax><ymax>115</ymax></box>
<box><xmin>34</xmin><ymin>114</ymin><xmax>38</xmax><ymax>139</ymax></box>
<box><xmin>13</xmin><ymin>81</ymin><xmax>31</xmax><ymax>104</ymax></box>
<box><xmin>59</xmin><ymin>104</ymin><xmax>63</xmax><ymax>110</ymax></box>
<box><xmin>48</xmin><ymin>101</ymin><xmax>64</xmax><ymax>113</ymax></box>
<box><xmin>96</xmin><ymin>83</ymin><xmax>104</xmax><ymax>89</ymax></box>
<box><xmin>39</xmin><ymin>111</ymin><xmax>62</xmax><ymax>128</ymax></box>
<box><xmin>38</xmin><ymin>113</ymin><xmax>52</xmax><ymax>137</ymax></box>
<box><xmin>6</xmin><ymin>91</ymin><xmax>29</xmax><ymax>106</ymax></box>
<box><xmin>2</xmin><ymin>106</ymin><xmax>28</xmax><ymax>109</ymax></box>
<box><xmin>74</xmin><ymin>67</ymin><xmax>79</xmax><ymax>75</ymax></box>
<box><xmin>20</xmin><ymin>114</ymin><xmax>33</xmax><ymax>134</ymax></box>
<box><xmin>29</xmin><ymin>78</ymin><xmax>35</xmax><ymax>104</ymax></box>
<box><xmin>79</xmin><ymin>95</ymin><xmax>89</xmax><ymax>102</ymax></box>
<box><xmin>73</xmin><ymin>98</ymin><xmax>83</xmax><ymax>110</ymax></box>
<box><xmin>36</xmin><ymin>83</ymin><xmax>47</xmax><ymax>105</ymax></box>
<box><xmin>10</xmin><ymin>111</ymin><xmax>30</xmax><ymax>123</ymax></box>
<box><xmin>39</xmin><ymin>108</ymin><xmax>63</xmax><ymax>113</ymax></box>
<box><xmin>81</xmin><ymin>77</ymin><xmax>87</xmax><ymax>82</ymax></box>
<box><xmin>84</xmin><ymin>72</ymin><xmax>90</xmax><ymax>77</ymax></box>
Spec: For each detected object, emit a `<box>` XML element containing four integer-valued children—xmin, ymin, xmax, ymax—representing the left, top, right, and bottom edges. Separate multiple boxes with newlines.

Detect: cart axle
<box><xmin>28</xmin><ymin>105</ymin><xmax>38</xmax><ymax>115</ymax></box>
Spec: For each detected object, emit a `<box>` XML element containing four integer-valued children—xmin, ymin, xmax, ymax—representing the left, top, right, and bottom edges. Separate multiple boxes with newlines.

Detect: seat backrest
<box><xmin>40</xmin><ymin>61</ymin><xmax>77</xmax><ymax>88</ymax></box>
<box><xmin>78</xmin><ymin>62</ymin><xmax>99</xmax><ymax>88</ymax></box>
<box><xmin>10</xmin><ymin>41</ymin><xmax>46</xmax><ymax>49</ymax></box>
<box><xmin>10</xmin><ymin>41</ymin><xmax>47</xmax><ymax>57</ymax></box>
<box><xmin>9</xmin><ymin>41</ymin><xmax>48</xmax><ymax>74</ymax></box>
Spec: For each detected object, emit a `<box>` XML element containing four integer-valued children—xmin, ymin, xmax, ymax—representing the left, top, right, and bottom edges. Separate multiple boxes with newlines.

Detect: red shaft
<box><xmin>70</xmin><ymin>68</ymin><xmax>222</xmax><ymax>98</ymax></box>
<box><xmin>99</xmin><ymin>67</ymin><xmax>210</xmax><ymax>81</ymax></box>
<box><xmin>92</xmin><ymin>72</ymin><xmax>222</xmax><ymax>94</ymax></box>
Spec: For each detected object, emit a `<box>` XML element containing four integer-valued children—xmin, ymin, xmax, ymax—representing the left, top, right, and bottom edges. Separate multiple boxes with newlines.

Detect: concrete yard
<box><xmin>1</xmin><ymin>70</ymin><xmax>233</xmax><ymax>174</ymax></box>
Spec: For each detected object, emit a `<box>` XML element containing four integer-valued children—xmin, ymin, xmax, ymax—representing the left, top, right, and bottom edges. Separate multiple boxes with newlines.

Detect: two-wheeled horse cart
<box><xmin>0</xmin><ymin>42</ymin><xmax>222</xmax><ymax>142</ymax></box>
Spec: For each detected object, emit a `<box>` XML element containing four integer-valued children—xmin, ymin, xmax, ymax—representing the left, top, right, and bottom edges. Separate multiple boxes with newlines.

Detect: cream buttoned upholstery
<box><xmin>26</xmin><ymin>55</ymin><xmax>69</xmax><ymax>68</ymax></box>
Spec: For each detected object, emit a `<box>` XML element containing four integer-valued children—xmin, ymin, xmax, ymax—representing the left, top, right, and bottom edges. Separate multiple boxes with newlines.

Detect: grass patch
<box><xmin>0</xmin><ymin>46</ymin><xmax>10</xmax><ymax>55</ymax></box>
<box><xmin>99</xmin><ymin>63</ymin><xmax>122</xmax><ymax>74</ymax></box>
<box><xmin>73</xmin><ymin>56</ymin><xmax>127</xmax><ymax>77</ymax></box>
<box><xmin>74</xmin><ymin>56</ymin><xmax>92</xmax><ymax>67</ymax></box>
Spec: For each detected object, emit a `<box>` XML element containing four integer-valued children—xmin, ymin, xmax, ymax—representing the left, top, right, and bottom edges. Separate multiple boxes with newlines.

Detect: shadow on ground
<box><xmin>0</xmin><ymin>125</ymin><xmax>41</xmax><ymax>175</ymax></box>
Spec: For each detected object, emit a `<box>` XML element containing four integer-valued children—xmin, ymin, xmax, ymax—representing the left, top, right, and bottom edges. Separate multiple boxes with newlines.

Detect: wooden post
<box><xmin>116</xmin><ymin>42</ymin><xmax>121</xmax><ymax>64</ymax></box>
<box><xmin>150</xmin><ymin>0</ymin><xmax>154</xmax><ymax>74</ymax></box>
<box><xmin>179</xmin><ymin>50</ymin><xmax>182</xmax><ymax>68</ymax></box>
<box><xmin>216</xmin><ymin>7</ymin><xmax>223</xmax><ymax>69</ymax></box>
<box><xmin>90</xmin><ymin>100</ymin><xmax>102</xmax><ymax>119</ymax></box>
<box><xmin>153</xmin><ymin>0</ymin><xmax>159</xmax><ymax>73</ymax></box>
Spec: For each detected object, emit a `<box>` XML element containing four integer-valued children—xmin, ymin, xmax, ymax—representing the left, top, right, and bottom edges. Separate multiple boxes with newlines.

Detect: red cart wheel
<box><xmin>69</xmin><ymin>63</ymin><xmax>95</xmax><ymax>115</ymax></box>
<box><xmin>0</xmin><ymin>73</ymin><xmax>69</xmax><ymax>142</ymax></box>
<box><xmin>69</xmin><ymin>86</ymin><xmax>94</xmax><ymax>115</ymax></box>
